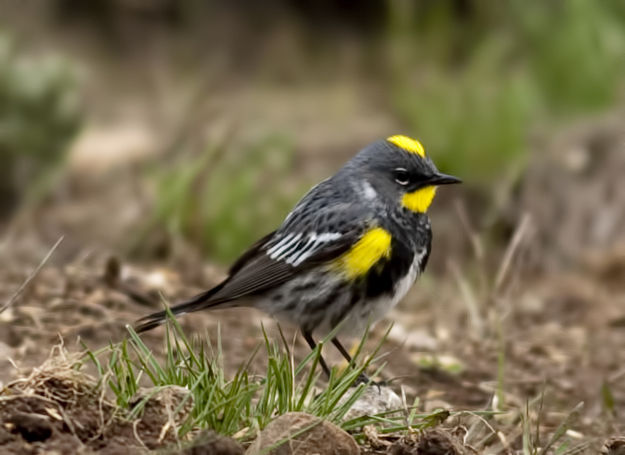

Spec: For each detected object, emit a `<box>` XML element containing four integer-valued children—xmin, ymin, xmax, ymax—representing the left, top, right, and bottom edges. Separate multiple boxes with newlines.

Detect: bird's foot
<box><xmin>352</xmin><ymin>372</ymin><xmax>387</xmax><ymax>389</ymax></box>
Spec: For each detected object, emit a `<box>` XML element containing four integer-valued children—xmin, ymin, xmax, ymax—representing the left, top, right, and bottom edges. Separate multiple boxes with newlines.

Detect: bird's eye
<box><xmin>393</xmin><ymin>168</ymin><xmax>410</xmax><ymax>186</ymax></box>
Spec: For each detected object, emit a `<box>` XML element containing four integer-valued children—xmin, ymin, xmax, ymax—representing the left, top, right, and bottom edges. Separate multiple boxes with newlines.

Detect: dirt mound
<box><xmin>0</xmin><ymin>350</ymin><xmax>181</xmax><ymax>454</ymax></box>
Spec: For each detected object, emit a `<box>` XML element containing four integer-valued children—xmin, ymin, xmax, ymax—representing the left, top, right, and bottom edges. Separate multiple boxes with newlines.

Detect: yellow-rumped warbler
<box><xmin>135</xmin><ymin>135</ymin><xmax>460</xmax><ymax>377</ymax></box>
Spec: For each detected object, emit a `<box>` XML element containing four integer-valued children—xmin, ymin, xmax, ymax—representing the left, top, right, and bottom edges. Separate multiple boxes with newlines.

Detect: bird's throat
<box><xmin>401</xmin><ymin>186</ymin><xmax>437</xmax><ymax>212</ymax></box>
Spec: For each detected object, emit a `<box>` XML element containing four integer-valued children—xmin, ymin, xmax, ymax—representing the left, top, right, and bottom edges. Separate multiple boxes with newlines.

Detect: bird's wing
<box><xmin>209</xmin><ymin>204</ymin><xmax>366</xmax><ymax>300</ymax></box>
<box><xmin>134</xmin><ymin>204</ymin><xmax>367</xmax><ymax>332</ymax></box>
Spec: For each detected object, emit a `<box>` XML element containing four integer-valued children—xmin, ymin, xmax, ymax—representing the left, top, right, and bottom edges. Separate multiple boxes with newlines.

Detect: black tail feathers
<box><xmin>133</xmin><ymin>283</ymin><xmax>229</xmax><ymax>333</ymax></box>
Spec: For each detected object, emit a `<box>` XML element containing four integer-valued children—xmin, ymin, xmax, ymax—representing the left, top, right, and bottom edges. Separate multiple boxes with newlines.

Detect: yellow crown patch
<box><xmin>387</xmin><ymin>135</ymin><xmax>426</xmax><ymax>158</ymax></box>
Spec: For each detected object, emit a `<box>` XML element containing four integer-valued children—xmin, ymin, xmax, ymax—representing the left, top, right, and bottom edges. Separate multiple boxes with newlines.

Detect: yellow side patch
<box><xmin>402</xmin><ymin>185</ymin><xmax>437</xmax><ymax>212</ymax></box>
<box><xmin>333</xmin><ymin>227</ymin><xmax>392</xmax><ymax>279</ymax></box>
<box><xmin>387</xmin><ymin>135</ymin><xmax>426</xmax><ymax>158</ymax></box>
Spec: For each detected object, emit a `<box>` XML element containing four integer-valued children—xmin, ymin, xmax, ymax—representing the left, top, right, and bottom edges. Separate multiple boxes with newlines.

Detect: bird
<box><xmin>135</xmin><ymin>135</ymin><xmax>461</xmax><ymax>379</ymax></box>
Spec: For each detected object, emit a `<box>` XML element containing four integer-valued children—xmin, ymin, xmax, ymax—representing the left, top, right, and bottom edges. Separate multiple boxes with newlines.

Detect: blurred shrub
<box><xmin>516</xmin><ymin>0</ymin><xmax>625</xmax><ymax>113</ymax></box>
<box><xmin>386</xmin><ymin>0</ymin><xmax>625</xmax><ymax>183</ymax></box>
<box><xmin>152</xmin><ymin>134</ymin><xmax>299</xmax><ymax>263</ymax></box>
<box><xmin>0</xmin><ymin>34</ymin><xmax>81</xmax><ymax>217</ymax></box>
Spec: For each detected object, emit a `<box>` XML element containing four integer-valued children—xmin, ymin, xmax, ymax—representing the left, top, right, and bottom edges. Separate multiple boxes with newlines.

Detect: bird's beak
<box><xmin>428</xmin><ymin>172</ymin><xmax>462</xmax><ymax>185</ymax></box>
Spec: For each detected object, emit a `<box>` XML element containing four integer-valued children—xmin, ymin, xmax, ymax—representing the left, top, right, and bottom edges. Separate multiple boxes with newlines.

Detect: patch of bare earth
<box><xmin>0</xmin><ymin>238</ymin><xmax>623</xmax><ymax>453</ymax></box>
<box><xmin>0</xmin><ymin>351</ymin><xmax>183</xmax><ymax>454</ymax></box>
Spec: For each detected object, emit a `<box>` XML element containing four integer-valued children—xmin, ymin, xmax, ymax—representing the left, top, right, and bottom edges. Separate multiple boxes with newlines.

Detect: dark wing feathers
<box><xmin>134</xmin><ymin>205</ymin><xmax>368</xmax><ymax>333</ymax></box>
<box><xmin>211</xmin><ymin>255</ymin><xmax>295</xmax><ymax>300</ymax></box>
<box><xmin>302</xmin><ymin>234</ymin><xmax>355</xmax><ymax>264</ymax></box>
<box><xmin>134</xmin><ymin>232</ymin><xmax>280</xmax><ymax>333</ymax></box>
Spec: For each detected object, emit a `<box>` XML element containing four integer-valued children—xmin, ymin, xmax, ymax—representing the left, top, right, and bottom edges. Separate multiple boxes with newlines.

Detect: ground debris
<box><xmin>386</xmin><ymin>428</ymin><xmax>476</xmax><ymax>455</ymax></box>
<box><xmin>0</xmin><ymin>349</ymin><xmax>187</xmax><ymax>454</ymax></box>
<box><xmin>130</xmin><ymin>385</ymin><xmax>194</xmax><ymax>443</ymax></box>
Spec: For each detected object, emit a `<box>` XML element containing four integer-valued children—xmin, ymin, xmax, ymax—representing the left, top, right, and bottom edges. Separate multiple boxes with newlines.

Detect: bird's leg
<box><xmin>301</xmin><ymin>329</ymin><xmax>331</xmax><ymax>378</ymax></box>
<box><xmin>332</xmin><ymin>336</ymin><xmax>384</xmax><ymax>388</ymax></box>
<box><xmin>331</xmin><ymin>337</ymin><xmax>354</xmax><ymax>363</ymax></box>
<box><xmin>332</xmin><ymin>336</ymin><xmax>370</xmax><ymax>384</ymax></box>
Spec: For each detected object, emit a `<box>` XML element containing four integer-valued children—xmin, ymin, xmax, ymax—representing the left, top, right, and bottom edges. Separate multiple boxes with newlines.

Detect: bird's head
<box><xmin>348</xmin><ymin>135</ymin><xmax>461</xmax><ymax>213</ymax></box>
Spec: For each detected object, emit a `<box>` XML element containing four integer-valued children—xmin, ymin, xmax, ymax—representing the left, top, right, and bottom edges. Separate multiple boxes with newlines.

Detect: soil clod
<box><xmin>180</xmin><ymin>430</ymin><xmax>244</xmax><ymax>455</ymax></box>
<box><xmin>7</xmin><ymin>411</ymin><xmax>53</xmax><ymax>442</ymax></box>
<box><xmin>246</xmin><ymin>412</ymin><xmax>360</xmax><ymax>455</ymax></box>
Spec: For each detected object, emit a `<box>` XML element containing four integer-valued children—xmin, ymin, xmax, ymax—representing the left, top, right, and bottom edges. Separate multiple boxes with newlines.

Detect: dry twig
<box><xmin>0</xmin><ymin>236</ymin><xmax>64</xmax><ymax>314</ymax></box>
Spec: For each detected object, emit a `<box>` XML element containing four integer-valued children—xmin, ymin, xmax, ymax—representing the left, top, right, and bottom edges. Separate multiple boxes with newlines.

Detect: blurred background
<box><xmin>1</xmin><ymin>0</ymin><xmax>624</xmax><ymax>266</ymax></box>
<box><xmin>1</xmin><ymin>0</ymin><xmax>625</xmax><ymax>450</ymax></box>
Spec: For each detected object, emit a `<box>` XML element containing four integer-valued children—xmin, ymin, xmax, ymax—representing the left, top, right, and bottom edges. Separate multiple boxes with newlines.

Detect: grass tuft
<box><xmin>84</xmin><ymin>310</ymin><xmax>451</xmax><ymax>442</ymax></box>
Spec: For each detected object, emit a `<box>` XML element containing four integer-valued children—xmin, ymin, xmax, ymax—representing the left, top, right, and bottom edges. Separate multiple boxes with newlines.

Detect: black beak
<box><xmin>429</xmin><ymin>172</ymin><xmax>462</xmax><ymax>185</ymax></box>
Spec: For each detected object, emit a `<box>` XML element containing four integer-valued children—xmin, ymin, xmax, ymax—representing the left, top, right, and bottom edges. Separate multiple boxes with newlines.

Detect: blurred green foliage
<box><xmin>387</xmin><ymin>0</ymin><xmax>625</xmax><ymax>182</ymax></box>
<box><xmin>153</xmin><ymin>134</ymin><xmax>299</xmax><ymax>262</ymax></box>
<box><xmin>0</xmin><ymin>34</ymin><xmax>81</xmax><ymax>216</ymax></box>
<box><xmin>152</xmin><ymin>0</ymin><xmax>625</xmax><ymax>261</ymax></box>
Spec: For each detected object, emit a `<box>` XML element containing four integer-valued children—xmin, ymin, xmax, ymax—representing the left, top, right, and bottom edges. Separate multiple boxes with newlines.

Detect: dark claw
<box><xmin>352</xmin><ymin>373</ymin><xmax>387</xmax><ymax>390</ymax></box>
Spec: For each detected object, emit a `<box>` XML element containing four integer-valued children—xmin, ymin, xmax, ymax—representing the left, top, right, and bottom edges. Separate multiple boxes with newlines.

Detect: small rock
<box><xmin>246</xmin><ymin>412</ymin><xmax>359</xmax><ymax>455</ymax></box>
<box><xmin>341</xmin><ymin>385</ymin><xmax>402</xmax><ymax>422</ymax></box>
<box><xmin>180</xmin><ymin>430</ymin><xmax>244</xmax><ymax>455</ymax></box>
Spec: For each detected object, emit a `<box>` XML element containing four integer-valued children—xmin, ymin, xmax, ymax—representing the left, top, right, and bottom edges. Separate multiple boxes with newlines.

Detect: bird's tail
<box><xmin>134</xmin><ymin>282</ymin><xmax>231</xmax><ymax>333</ymax></box>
